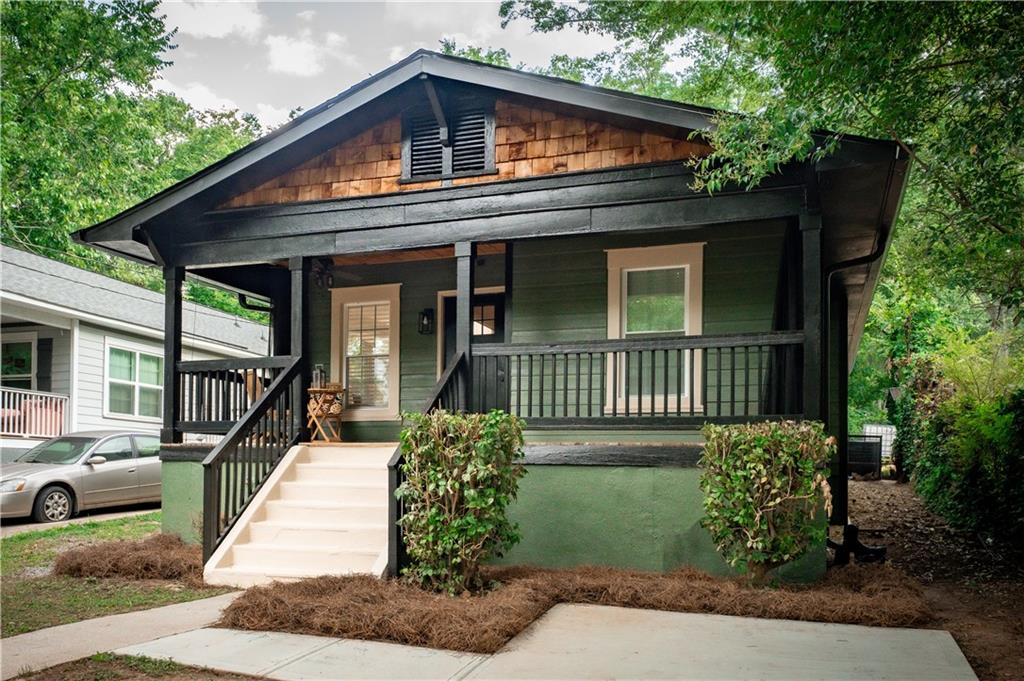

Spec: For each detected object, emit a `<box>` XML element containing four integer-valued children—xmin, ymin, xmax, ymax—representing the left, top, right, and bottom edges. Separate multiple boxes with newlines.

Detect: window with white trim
<box><xmin>106</xmin><ymin>343</ymin><xmax>163</xmax><ymax>419</ymax></box>
<box><xmin>331</xmin><ymin>284</ymin><xmax>401</xmax><ymax>420</ymax></box>
<box><xmin>1</xmin><ymin>333</ymin><xmax>36</xmax><ymax>390</ymax></box>
<box><xmin>607</xmin><ymin>243</ymin><xmax>704</xmax><ymax>412</ymax></box>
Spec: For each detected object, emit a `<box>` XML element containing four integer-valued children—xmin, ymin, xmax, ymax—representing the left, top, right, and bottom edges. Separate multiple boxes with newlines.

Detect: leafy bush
<box><xmin>700</xmin><ymin>421</ymin><xmax>834</xmax><ymax>584</ymax></box>
<box><xmin>397</xmin><ymin>409</ymin><xmax>526</xmax><ymax>594</ymax></box>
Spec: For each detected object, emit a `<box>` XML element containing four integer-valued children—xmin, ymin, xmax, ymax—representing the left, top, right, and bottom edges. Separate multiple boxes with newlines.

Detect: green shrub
<box><xmin>397</xmin><ymin>409</ymin><xmax>526</xmax><ymax>594</ymax></box>
<box><xmin>700</xmin><ymin>421</ymin><xmax>834</xmax><ymax>584</ymax></box>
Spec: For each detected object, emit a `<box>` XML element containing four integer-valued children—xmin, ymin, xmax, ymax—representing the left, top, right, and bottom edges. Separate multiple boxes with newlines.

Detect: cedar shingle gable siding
<box><xmin>220</xmin><ymin>98</ymin><xmax>712</xmax><ymax>209</ymax></box>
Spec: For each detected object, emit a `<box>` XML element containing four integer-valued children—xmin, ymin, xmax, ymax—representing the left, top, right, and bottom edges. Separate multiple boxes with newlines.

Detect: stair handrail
<box><xmin>386</xmin><ymin>350</ymin><xmax>467</xmax><ymax>577</ymax></box>
<box><xmin>202</xmin><ymin>355</ymin><xmax>302</xmax><ymax>562</ymax></box>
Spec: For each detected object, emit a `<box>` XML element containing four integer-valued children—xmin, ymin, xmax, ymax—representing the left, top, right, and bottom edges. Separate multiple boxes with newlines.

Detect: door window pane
<box><xmin>94</xmin><ymin>436</ymin><xmax>134</xmax><ymax>461</ymax></box>
<box><xmin>624</xmin><ymin>268</ymin><xmax>686</xmax><ymax>334</ymax></box>
<box><xmin>345</xmin><ymin>303</ymin><xmax>390</xmax><ymax>408</ymax></box>
<box><xmin>473</xmin><ymin>304</ymin><xmax>497</xmax><ymax>336</ymax></box>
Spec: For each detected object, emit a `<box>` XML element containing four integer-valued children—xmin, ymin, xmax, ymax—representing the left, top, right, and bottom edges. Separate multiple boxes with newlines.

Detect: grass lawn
<box><xmin>17</xmin><ymin>653</ymin><xmax>256</xmax><ymax>680</ymax></box>
<box><xmin>1</xmin><ymin>513</ymin><xmax>230</xmax><ymax>638</ymax></box>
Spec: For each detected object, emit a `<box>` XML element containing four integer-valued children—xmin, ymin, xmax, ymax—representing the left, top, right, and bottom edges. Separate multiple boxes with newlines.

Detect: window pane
<box><xmin>139</xmin><ymin>354</ymin><xmax>163</xmax><ymax>386</ymax></box>
<box><xmin>1</xmin><ymin>341</ymin><xmax>32</xmax><ymax>376</ymax></box>
<box><xmin>109</xmin><ymin>348</ymin><xmax>135</xmax><ymax>381</ymax></box>
<box><xmin>108</xmin><ymin>382</ymin><xmax>134</xmax><ymax>414</ymax></box>
<box><xmin>135</xmin><ymin>435</ymin><xmax>161</xmax><ymax>457</ymax></box>
<box><xmin>346</xmin><ymin>356</ymin><xmax>389</xmax><ymax>407</ymax></box>
<box><xmin>1</xmin><ymin>377</ymin><xmax>32</xmax><ymax>389</ymax></box>
<box><xmin>94</xmin><ymin>436</ymin><xmax>134</xmax><ymax>461</ymax></box>
<box><xmin>625</xmin><ymin>268</ymin><xmax>686</xmax><ymax>334</ymax></box>
<box><xmin>139</xmin><ymin>387</ymin><xmax>162</xmax><ymax>418</ymax></box>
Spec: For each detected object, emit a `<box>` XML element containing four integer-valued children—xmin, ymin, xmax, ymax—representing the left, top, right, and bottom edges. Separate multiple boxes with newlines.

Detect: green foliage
<box><xmin>699</xmin><ymin>421</ymin><xmax>834</xmax><ymax>584</ymax></box>
<box><xmin>893</xmin><ymin>332</ymin><xmax>1024</xmax><ymax>546</ymax></box>
<box><xmin>397</xmin><ymin>409</ymin><xmax>526</xmax><ymax>594</ymax></box>
<box><xmin>503</xmin><ymin>0</ymin><xmax>1024</xmax><ymax>321</ymax></box>
<box><xmin>1</xmin><ymin>0</ymin><xmax>264</xmax><ymax>321</ymax></box>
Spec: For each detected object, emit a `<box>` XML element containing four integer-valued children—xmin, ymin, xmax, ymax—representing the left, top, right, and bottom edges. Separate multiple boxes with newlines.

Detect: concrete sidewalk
<box><xmin>115</xmin><ymin>604</ymin><xmax>977</xmax><ymax>680</ymax></box>
<box><xmin>0</xmin><ymin>592</ymin><xmax>239</xmax><ymax>680</ymax></box>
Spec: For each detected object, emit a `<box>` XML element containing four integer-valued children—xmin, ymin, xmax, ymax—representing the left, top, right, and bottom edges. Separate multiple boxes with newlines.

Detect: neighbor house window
<box><xmin>1</xmin><ymin>333</ymin><xmax>36</xmax><ymax>390</ymax></box>
<box><xmin>607</xmin><ymin>243</ymin><xmax>704</xmax><ymax>411</ymax></box>
<box><xmin>105</xmin><ymin>340</ymin><xmax>163</xmax><ymax>419</ymax></box>
<box><xmin>402</xmin><ymin>98</ymin><xmax>495</xmax><ymax>181</ymax></box>
<box><xmin>331</xmin><ymin>284</ymin><xmax>401</xmax><ymax>420</ymax></box>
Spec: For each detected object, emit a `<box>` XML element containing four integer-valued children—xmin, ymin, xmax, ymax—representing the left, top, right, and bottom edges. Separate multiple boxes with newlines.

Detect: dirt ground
<box><xmin>844</xmin><ymin>480</ymin><xmax>1024</xmax><ymax>681</ymax></box>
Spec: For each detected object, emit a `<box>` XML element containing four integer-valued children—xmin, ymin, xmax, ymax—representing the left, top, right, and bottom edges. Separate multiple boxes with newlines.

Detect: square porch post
<box><xmin>289</xmin><ymin>257</ymin><xmax>310</xmax><ymax>440</ymax></box>
<box><xmin>455</xmin><ymin>241</ymin><xmax>476</xmax><ymax>410</ymax></box>
<box><xmin>800</xmin><ymin>208</ymin><xmax>824</xmax><ymax>422</ymax></box>
<box><xmin>161</xmin><ymin>266</ymin><xmax>184</xmax><ymax>444</ymax></box>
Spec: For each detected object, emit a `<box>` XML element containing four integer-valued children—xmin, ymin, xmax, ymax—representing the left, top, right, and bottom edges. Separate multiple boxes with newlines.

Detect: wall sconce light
<box><xmin>418</xmin><ymin>308</ymin><xmax>435</xmax><ymax>335</ymax></box>
<box><xmin>312</xmin><ymin>258</ymin><xmax>334</xmax><ymax>289</ymax></box>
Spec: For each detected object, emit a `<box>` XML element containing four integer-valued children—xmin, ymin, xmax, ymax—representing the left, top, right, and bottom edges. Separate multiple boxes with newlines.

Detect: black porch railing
<box><xmin>386</xmin><ymin>350</ymin><xmax>468</xmax><ymax>577</ymax></box>
<box><xmin>177</xmin><ymin>356</ymin><xmax>293</xmax><ymax>435</ymax></box>
<box><xmin>471</xmin><ymin>331</ymin><xmax>804</xmax><ymax>426</ymax></box>
<box><xmin>201</xmin><ymin>356</ymin><xmax>303</xmax><ymax>562</ymax></box>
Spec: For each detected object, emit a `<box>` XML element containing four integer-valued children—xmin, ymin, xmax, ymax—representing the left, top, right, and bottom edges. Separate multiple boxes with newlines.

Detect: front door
<box><xmin>443</xmin><ymin>293</ymin><xmax>508</xmax><ymax>412</ymax></box>
<box><xmin>80</xmin><ymin>435</ymin><xmax>139</xmax><ymax>508</ymax></box>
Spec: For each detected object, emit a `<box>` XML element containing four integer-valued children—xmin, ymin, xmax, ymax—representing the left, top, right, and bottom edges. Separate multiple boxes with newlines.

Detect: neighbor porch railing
<box><xmin>0</xmin><ymin>387</ymin><xmax>69</xmax><ymax>439</ymax></box>
<box><xmin>471</xmin><ymin>331</ymin><xmax>805</xmax><ymax>426</ymax></box>
<box><xmin>201</xmin><ymin>356</ymin><xmax>303</xmax><ymax>562</ymax></box>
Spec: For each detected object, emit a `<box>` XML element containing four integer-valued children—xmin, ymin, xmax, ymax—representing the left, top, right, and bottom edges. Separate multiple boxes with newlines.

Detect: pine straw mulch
<box><xmin>52</xmin><ymin>534</ymin><xmax>205</xmax><ymax>587</ymax></box>
<box><xmin>219</xmin><ymin>563</ymin><xmax>931</xmax><ymax>654</ymax></box>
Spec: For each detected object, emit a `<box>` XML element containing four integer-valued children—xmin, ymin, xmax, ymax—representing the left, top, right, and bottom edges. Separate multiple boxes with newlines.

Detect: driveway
<box><xmin>115</xmin><ymin>604</ymin><xmax>976</xmax><ymax>680</ymax></box>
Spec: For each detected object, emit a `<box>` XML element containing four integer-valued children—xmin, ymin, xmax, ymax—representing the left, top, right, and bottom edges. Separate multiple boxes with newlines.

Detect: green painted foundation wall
<box><xmin>161</xmin><ymin>460</ymin><xmax>204</xmax><ymax>544</ymax></box>
<box><xmin>499</xmin><ymin>465</ymin><xmax>825</xmax><ymax>582</ymax></box>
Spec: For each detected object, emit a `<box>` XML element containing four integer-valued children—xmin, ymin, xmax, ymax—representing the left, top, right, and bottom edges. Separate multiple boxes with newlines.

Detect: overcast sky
<box><xmin>157</xmin><ymin>1</ymin><xmax>620</xmax><ymax>128</ymax></box>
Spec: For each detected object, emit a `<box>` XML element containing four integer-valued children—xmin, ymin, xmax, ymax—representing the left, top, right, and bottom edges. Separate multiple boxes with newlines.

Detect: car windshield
<box><xmin>17</xmin><ymin>437</ymin><xmax>98</xmax><ymax>464</ymax></box>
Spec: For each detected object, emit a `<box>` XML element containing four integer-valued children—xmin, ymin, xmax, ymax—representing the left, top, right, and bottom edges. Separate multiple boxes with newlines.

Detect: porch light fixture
<box><xmin>418</xmin><ymin>308</ymin><xmax>435</xmax><ymax>335</ymax></box>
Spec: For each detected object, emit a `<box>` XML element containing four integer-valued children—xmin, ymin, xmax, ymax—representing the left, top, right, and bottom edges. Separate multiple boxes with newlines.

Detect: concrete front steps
<box><xmin>203</xmin><ymin>443</ymin><xmax>396</xmax><ymax>588</ymax></box>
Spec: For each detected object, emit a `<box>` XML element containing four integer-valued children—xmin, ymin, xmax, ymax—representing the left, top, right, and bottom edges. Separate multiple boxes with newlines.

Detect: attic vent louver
<box><xmin>404</xmin><ymin>98</ymin><xmax>494</xmax><ymax>181</ymax></box>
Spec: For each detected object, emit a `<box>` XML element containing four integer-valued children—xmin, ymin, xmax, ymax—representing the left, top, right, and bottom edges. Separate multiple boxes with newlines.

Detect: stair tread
<box><xmin>250</xmin><ymin>520</ymin><xmax>387</xmax><ymax>530</ymax></box>
<box><xmin>266</xmin><ymin>499</ymin><xmax>386</xmax><ymax>509</ymax></box>
<box><xmin>280</xmin><ymin>480</ymin><xmax>385</xmax><ymax>487</ymax></box>
<box><xmin>233</xmin><ymin>542</ymin><xmax>379</xmax><ymax>554</ymax></box>
<box><xmin>210</xmin><ymin>565</ymin><xmax>376</xmax><ymax>577</ymax></box>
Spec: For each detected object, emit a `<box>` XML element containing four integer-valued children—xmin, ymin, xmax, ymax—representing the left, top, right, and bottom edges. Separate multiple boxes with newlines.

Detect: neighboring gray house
<box><xmin>0</xmin><ymin>246</ymin><xmax>268</xmax><ymax>457</ymax></box>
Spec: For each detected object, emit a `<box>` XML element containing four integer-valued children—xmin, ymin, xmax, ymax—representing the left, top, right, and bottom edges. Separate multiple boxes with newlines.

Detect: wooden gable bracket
<box><xmin>419</xmin><ymin>74</ymin><xmax>451</xmax><ymax>147</ymax></box>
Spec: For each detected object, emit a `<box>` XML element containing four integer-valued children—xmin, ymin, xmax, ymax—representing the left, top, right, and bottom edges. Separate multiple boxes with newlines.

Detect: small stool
<box><xmin>307</xmin><ymin>386</ymin><xmax>346</xmax><ymax>442</ymax></box>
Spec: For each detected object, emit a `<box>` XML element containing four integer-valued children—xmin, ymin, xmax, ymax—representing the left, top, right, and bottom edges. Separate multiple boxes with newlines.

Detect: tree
<box><xmin>502</xmin><ymin>1</ymin><xmax>1024</xmax><ymax>321</ymax></box>
<box><xmin>1</xmin><ymin>0</ymin><xmax>263</xmax><ymax>319</ymax></box>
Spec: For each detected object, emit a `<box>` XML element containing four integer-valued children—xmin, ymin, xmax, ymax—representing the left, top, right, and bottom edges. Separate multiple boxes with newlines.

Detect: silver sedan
<box><xmin>0</xmin><ymin>430</ymin><xmax>162</xmax><ymax>523</ymax></box>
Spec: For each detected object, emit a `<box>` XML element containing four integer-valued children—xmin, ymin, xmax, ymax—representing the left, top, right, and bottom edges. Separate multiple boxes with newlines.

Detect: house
<box><xmin>73</xmin><ymin>51</ymin><xmax>909</xmax><ymax>586</ymax></box>
<box><xmin>0</xmin><ymin>246</ymin><xmax>269</xmax><ymax>461</ymax></box>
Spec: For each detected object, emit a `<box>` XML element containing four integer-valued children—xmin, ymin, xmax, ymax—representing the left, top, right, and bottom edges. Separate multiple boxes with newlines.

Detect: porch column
<box><xmin>289</xmin><ymin>257</ymin><xmax>310</xmax><ymax>439</ymax></box>
<box><xmin>455</xmin><ymin>241</ymin><xmax>476</xmax><ymax>409</ymax></box>
<box><xmin>800</xmin><ymin>208</ymin><xmax>824</xmax><ymax>422</ymax></box>
<box><xmin>161</xmin><ymin>266</ymin><xmax>184</xmax><ymax>443</ymax></box>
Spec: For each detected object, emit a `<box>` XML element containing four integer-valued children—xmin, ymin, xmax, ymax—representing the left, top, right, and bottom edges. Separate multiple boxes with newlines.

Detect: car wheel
<box><xmin>33</xmin><ymin>486</ymin><xmax>73</xmax><ymax>523</ymax></box>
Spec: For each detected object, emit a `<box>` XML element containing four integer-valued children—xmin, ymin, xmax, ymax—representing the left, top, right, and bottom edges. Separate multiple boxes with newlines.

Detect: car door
<box><xmin>133</xmin><ymin>434</ymin><xmax>162</xmax><ymax>502</ymax></box>
<box><xmin>79</xmin><ymin>435</ymin><xmax>139</xmax><ymax>508</ymax></box>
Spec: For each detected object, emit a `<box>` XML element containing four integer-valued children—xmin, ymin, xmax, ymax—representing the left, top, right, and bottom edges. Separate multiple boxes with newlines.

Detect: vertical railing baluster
<box><xmin>730</xmin><ymin>346</ymin><xmax>737</xmax><ymax>416</ymax></box>
<box><xmin>612</xmin><ymin>351</ymin><xmax>618</xmax><ymax>417</ymax></box>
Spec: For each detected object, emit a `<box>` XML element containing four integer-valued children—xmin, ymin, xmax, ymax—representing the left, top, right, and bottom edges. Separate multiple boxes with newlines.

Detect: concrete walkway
<box><xmin>0</xmin><ymin>592</ymin><xmax>239</xmax><ymax>680</ymax></box>
<box><xmin>115</xmin><ymin>604</ymin><xmax>976</xmax><ymax>681</ymax></box>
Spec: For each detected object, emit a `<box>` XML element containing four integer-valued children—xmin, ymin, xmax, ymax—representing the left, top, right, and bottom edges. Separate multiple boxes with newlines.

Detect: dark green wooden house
<box><xmin>74</xmin><ymin>51</ymin><xmax>908</xmax><ymax>586</ymax></box>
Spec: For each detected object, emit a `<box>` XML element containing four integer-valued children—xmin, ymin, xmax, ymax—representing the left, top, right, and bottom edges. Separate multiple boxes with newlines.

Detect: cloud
<box><xmin>256</xmin><ymin>102</ymin><xmax>292</xmax><ymax>128</ymax></box>
<box><xmin>265</xmin><ymin>29</ymin><xmax>359</xmax><ymax>77</ymax></box>
<box><xmin>156</xmin><ymin>77</ymin><xmax>239</xmax><ymax>112</ymax></box>
<box><xmin>296</xmin><ymin>9</ymin><xmax>316</xmax><ymax>21</ymax></box>
<box><xmin>161</xmin><ymin>1</ymin><xmax>265</xmax><ymax>41</ymax></box>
